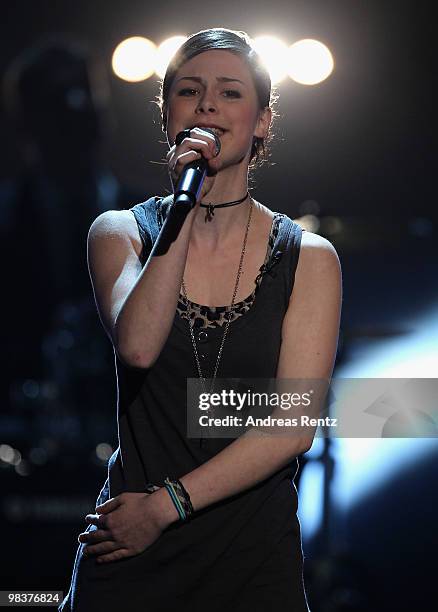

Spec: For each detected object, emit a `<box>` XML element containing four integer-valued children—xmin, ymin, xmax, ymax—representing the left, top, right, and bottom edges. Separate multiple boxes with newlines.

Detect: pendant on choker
<box><xmin>205</xmin><ymin>204</ymin><xmax>215</xmax><ymax>222</ymax></box>
<box><xmin>199</xmin><ymin>192</ymin><xmax>250</xmax><ymax>223</ymax></box>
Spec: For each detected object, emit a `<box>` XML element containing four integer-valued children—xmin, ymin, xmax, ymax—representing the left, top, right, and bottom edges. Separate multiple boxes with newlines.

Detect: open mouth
<box><xmin>208</xmin><ymin>127</ymin><xmax>226</xmax><ymax>137</ymax></box>
<box><xmin>192</xmin><ymin>126</ymin><xmax>226</xmax><ymax>137</ymax></box>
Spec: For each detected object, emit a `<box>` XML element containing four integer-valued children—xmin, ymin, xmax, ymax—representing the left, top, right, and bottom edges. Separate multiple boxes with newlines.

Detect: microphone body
<box><xmin>172</xmin><ymin>127</ymin><xmax>221</xmax><ymax>213</ymax></box>
<box><xmin>173</xmin><ymin>157</ymin><xmax>208</xmax><ymax>213</ymax></box>
<box><xmin>156</xmin><ymin>128</ymin><xmax>220</xmax><ymax>252</ymax></box>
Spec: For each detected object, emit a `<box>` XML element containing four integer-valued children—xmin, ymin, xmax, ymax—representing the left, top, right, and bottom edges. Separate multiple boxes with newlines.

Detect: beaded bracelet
<box><xmin>163</xmin><ymin>477</ymin><xmax>194</xmax><ymax>522</ymax></box>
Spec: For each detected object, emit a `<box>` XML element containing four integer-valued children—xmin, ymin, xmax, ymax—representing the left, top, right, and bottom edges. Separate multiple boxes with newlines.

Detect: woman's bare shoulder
<box><xmin>88</xmin><ymin>209</ymin><xmax>143</xmax><ymax>258</ymax></box>
<box><xmin>300</xmin><ymin>230</ymin><xmax>339</xmax><ymax>254</ymax></box>
<box><xmin>297</xmin><ymin>230</ymin><xmax>341</xmax><ymax>283</ymax></box>
<box><xmin>252</xmin><ymin>198</ymin><xmax>276</xmax><ymax>221</ymax></box>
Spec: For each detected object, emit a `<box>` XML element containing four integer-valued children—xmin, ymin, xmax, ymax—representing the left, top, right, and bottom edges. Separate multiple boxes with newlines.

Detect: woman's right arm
<box><xmin>87</xmin><ymin>205</ymin><xmax>197</xmax><ymax>369</ymax></box>
<box><xmin>87</xmin><ymin>127</ymin><xmax>219</xmax><ymax>369</ymax></box>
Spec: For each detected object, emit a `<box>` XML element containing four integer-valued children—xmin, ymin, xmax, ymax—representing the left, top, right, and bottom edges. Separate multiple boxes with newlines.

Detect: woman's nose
<box><xmin>195</xmin><ymin>93</ymin><xmax>217</xmax><ymax>114</ymax></box>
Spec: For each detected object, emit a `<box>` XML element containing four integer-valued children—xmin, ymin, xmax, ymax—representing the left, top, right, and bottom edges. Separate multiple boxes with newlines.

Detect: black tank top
<box><xmin>108</xmin><ymin>195</ymin><xmax>304</xmax><ymax>491</ymax></box>
<box><xmin>60</xmin><ymin>195</ymin><xmax>310</xmax><ymax>611</ymax></box>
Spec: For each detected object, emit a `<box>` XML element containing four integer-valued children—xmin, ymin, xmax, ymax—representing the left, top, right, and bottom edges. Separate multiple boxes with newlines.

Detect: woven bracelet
<box><xmin>164</xmin><ymin>481</ymin><xmax>186</xmax><ymax>520</ymax></box>
<box><xmin>164</xmin><ymin>477</ymin><xmax>194</xmax><ymax>521</ymax></box>
<box><xmin>173</xmin><ymin>479</ymin><xmax>195</xmax><ymax>515</ymax></box>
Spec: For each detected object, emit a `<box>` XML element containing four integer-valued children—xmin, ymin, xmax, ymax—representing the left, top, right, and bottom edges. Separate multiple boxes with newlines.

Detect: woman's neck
<box><xmin>189</xmin><ymin>165</ymin><xmax>254</xmax><ymax>248</ymax></box>
<box><xmin>191</xmin><ymin>195</ymin><xmax>255</xmax><ymax>251</ymax></box>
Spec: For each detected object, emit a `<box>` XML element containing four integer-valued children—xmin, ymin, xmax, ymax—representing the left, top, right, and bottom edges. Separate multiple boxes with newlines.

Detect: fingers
<box><xmin>171</xmin><ymin>138</ymin><xmax>215</xmax><ymax>166</ymax></box>
<box><xmin>96</xmin><ymin>548</ymin><xmax>131</xmax><ymax>564</ymax></box>
<box><xmin>176</xmin><ymin>127</ymin><xmax>219</xmax><ymax>156</ymax></box>
<box><xmin>168</xmin><ymin>149</ymin><xmax>202</xmax><ymax>185</ymax></box>
<box><xmin>174</xmin><ymin>148</ymin><xmax>204</xmax><ymax>166</ymax></box>
<box><xmin>78</xmin><ymin>527</ymin><xmax>113</xmax><ymax>545</ymax></box>
<box><xmin>95</xmin><ymin>497</ymin><xmax>120</xmax><ymax>514</ymax></box>
<box><xmin>79</xmin><ymin>525</ymin><xmax>132</xmax><ymax>564</ymax></box>
<box><xmin>84</xmin><ymin>513</ymin><xmax>107</xmax><ymax>529</ymax></box>
<box><xmin>82</xmin><ymin>540</ymin><xmax>121</xmax><ymax>559</ymax></box>
<box><xmin>193</xmin><ymin>127</ymin><xmax>221</xmax><ymax>155</ymax></box>
<box><xmin>167</xmin><ymin>128</ymin><xmax>219</xmax><ymax>185</ymax></box>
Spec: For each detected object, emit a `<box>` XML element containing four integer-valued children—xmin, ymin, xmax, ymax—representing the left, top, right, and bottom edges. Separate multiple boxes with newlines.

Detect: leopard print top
<box><xmin>157</xmin><ymin>207</ymin><xmax>284</xmax><ymax>330</ymax></box>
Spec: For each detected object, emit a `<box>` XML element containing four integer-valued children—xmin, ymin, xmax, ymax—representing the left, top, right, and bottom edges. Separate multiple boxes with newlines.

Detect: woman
<box><xmin>60</xmin><ymin>28</ymin><xmax>342</xmax><ymax>611</ymax></box>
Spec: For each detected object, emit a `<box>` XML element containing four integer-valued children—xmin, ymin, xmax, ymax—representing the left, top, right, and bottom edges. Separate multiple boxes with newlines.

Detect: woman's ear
<box><xmin>254</xmin><ymin>106</ymin><xmax>272</xmax><ymax>140</ymax></box>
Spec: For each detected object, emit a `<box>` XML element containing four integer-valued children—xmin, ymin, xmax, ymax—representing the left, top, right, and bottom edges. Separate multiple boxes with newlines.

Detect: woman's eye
<box><xmin>178</xmin><ymin>88</ymin><xmax>198</xmax><ymax>96</ymax></box>
<box><xmin>223</xmin><ymin>90</ymin><xmax>241</xmax><ymax>98</ymax></box>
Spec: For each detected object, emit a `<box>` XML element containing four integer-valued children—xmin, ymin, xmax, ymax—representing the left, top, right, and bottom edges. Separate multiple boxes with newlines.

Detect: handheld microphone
<box><xmin>173</xmin><ymin>128</ymin><xmax>221</xmax><ymax>213</ymax></box>
<box><xmin>154</xmin><ymin>128</ymin><xmax>221</xmax><ymax>255</ymax></box>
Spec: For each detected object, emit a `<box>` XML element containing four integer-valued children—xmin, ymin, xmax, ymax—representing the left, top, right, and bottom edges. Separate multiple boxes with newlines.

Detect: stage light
<box><xmin>29</xmin><ymin>447</ymin><xmax>48</xmax><ymax>466</ymax></box>
<box><xmin>288</xmin><ymin>39</ymin><xmax>334</xmax><ymax>85</ymax></box>
<box><xmin>15</xmin><ymin>460</ymin><xmax>30</xmax><ymax>477</ymax></box>
<box><xmin>0</xmin><ymin>446</ymin><xmax>21</xmax><ymax>466</ymax></box>
<box><xmin>96</xmin><ymin>442</ymin><xmax>113</xmax><ymax>461</ymax></box>
<box><xmin>155</xmin><ymin>36</ymin><xmax>187</xmax><ymax>79</ymax></box>
<box><xmin>253</xmin><ymin>36</ymin><xmax>290</xmax><ymax>84</ymax></box>
<box><xmin>295</xmin><ymin>214</ymin><xmax>321</xmax><ymax>233</ymax></box>
<box><xmin>297</xmin><ymin>456</ymin><xmax>325</xmax><ymax>540</ymax></box>
<box><xmin>112</xmin><ymin>37</ymin><xmax>157</xmax><ymax>82</ymax></box>
<box><xmin>0</xmin><ymin>444</ymin><xmax>15</xmax><ymax>463</ymax></box>
<box><xmin>331</xmin><ymin>306</ymin><xmax>438</xmax><ymax>508</ymax></box>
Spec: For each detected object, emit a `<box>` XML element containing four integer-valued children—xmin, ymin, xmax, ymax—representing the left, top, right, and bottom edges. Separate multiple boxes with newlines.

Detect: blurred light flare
<box><xmin>155</xmin><ymin>36</ymin><xmax>187</xmax><ymax>79</ymax></box>
<box><xmin>297</xmin><ymin>455</ymin><xmax>324</xmax><ymax>540</ymax></box>
<box><xmin>15</xmin><ymin>460</ymin><xmax>30</xmax><ymax>477</ymax></box>
<box><xmin>29</xmin><ymin>447</ymin><xmax>49</xmax><ymax>466</ymax></box>
<box><xmin>299</xmin><ymin>305</ymin><xmax>438</xmax><ymax>542</ymax></box>
<box><xmin>253</xmin><ymin>36</ymin><xmax>290</xmax><ymax>84</ymax></box>
<box><xmin>96</xmin><ymin>442</ymin><xmax>113</xmax><ymax>461</ymax></box>
<box><xmin>112</xmin><ymin>37</ymin><xmax>157</xmax><ymax>82</ymax></box>
<box><xmin>0</xmin><ymin>444</ymin><xmax>15</xmax><ymax>463</ymax></box>
<box><xmin>111</xmin><ymin>35</ymin><xmax>335</xmax><ymax>86</ymax></box>
<box><xmin>295</xmin><ymin>214</ymin><xmax>320</xmax><ymax>233</ymax></box>
<box><xmin>288</xmin><ymin>39</ymin><xmax>334</xmax><ymax>85</ymax></box>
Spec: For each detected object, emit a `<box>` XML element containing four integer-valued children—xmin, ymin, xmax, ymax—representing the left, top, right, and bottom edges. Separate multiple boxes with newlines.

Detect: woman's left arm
<box><xmin>156</xmin><ymin>230</ymin><xmax>342</xmax><ymax>520</ymax></box>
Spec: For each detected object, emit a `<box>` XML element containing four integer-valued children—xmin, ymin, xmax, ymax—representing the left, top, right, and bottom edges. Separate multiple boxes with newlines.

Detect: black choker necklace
<box><xmin>200</xmin><ymin>192</ymin><xmax>249</xmax><ymax>223</ymax></box>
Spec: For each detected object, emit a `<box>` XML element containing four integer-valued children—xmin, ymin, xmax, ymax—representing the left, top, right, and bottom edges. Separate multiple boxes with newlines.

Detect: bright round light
<box><xmin>253</xmin><ymin>36</ymin><xmax>290</xmax><ymax>84</ymax></box>
<box><xmin>96</xmin><ymin>442</ymin><xmax>113</xmax><ymax>461</ymax></box>
<box><xmin>112</xmin><ymin>37</ymin><xmax>157</xmax><ymax>82</ymax></box>
<box><xmin>0</xmin><ymin>444</ymin><xmax>14</xmax><ymax>463</ymax></box>
<box><xmin>287</xmin><ymin>39</ymin><xmax>334</xmax><ymax>85</ymax></box>
<box><xmin>155</xmin><ymin>36</ymin><xmax>187</xmax><ymax>79</ymax></box>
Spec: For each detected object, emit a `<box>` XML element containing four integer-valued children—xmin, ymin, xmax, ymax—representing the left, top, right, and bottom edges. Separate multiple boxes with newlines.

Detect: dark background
<box><xmin>1</xmin><ymin>1</ymin><xmax>436</xmax><ymax>611</ymax></box>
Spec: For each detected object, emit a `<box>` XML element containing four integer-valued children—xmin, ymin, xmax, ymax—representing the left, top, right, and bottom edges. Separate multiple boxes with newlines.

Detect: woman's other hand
<box><xmin>77</xmin><ymin>489</ymin><xmax>177</xmax><ymax>564</ymax></box>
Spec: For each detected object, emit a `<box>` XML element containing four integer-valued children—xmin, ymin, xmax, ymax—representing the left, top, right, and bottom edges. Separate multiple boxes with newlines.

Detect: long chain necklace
<box><xmin>181</xmin><ymin>196</ymin><xmax>254</xmax><ymax>424</ymax></box>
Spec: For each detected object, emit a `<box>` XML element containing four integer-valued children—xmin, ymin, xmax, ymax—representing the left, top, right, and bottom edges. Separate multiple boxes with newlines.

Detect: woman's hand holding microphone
<box><xmin>166</xmin><ymin>127</ymin><xmax>221</xmax><ymax>205</ymax></box>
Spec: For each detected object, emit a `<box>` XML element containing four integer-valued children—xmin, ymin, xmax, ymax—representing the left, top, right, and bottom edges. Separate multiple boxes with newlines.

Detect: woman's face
<box><xmin>166</xmin><ymin>49</ymin><xmax>271</xmax><ymax>171</ymax></box>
